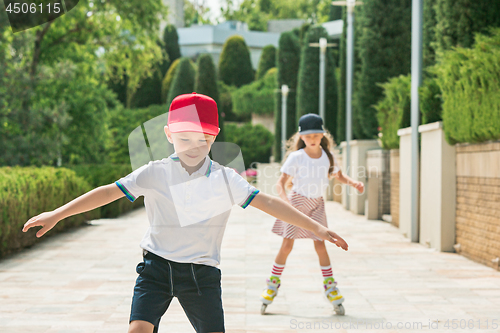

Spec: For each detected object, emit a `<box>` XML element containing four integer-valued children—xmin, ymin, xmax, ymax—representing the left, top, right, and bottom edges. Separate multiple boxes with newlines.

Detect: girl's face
<box><xmin>165</xmin><ymin>127</ymin><xmax>215</xmax><ymax>167</ymax></box>
<box><xmin>300</xmin><ymin>133</ymin><xmax>324</xmax><ymax>148</ymax></box>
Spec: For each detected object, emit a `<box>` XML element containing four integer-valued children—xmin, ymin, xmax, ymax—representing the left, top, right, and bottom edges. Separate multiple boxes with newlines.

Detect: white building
<box><xmin>177</xmin><ymin>19</ymin><xmax>344</xmax><ymax>69</ymax></box>
<box><xmin>177</xmin><ymin>21</ymin><xmax>281</xmax><ymax>69</ymax></box>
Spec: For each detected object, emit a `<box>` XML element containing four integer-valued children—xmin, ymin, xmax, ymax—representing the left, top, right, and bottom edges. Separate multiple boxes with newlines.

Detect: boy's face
<box><xmin>300</xmin><ymin>133</ymin><xmax>324</xmax><ymax>148</ymax></box>
<box><xmin>165</xmin><ymin>126</ymin><xmax>216</xmax><ymax>167</ymax></box>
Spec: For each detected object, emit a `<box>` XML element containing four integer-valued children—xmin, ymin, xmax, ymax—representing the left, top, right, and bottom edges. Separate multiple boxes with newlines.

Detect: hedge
<box><xmin>375</xmin><ymin>74</ymin><xmax>443</xmax><ymax>149</ymax></box>
<box><xmin>231</xmin><ymin>68</ymin><xmax>277</xmax><ymax>116</ymax></box>
<box><xmin>433</xmin><ymin>29</ymin><xmax>500</xmax><ymax>144</ymax></box>
<box><xmin>375</xmin><ymin>75</ymin><xmax>412</xmax><ymax>149</ymax></box>
<box><xmin>0</xmin><ymin>167</ymin><xmax>96</xmax><ymax>257</ymax></box>
<box><xmin>0</xmin><ymin>165</ymin><xmax>146</xmax><ymax>257</ymax></box>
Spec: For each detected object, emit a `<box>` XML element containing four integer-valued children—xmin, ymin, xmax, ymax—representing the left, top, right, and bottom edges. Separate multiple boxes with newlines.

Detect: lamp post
<box><xmin>281</xmin><ymin>84</ymin><xmax>289</xmax><ymax>160</ymax></box>
<box><xmin>410</xmin><ymin>0</ymin><xmax>423</xmax><ymax>242</ymax></box>
<box><xmin>309</xmin><ymin>38</ymin><xmax>337</xmax><ymax>120</ymax></box>
<box><xmin>332</xmin><ymin>0</ymin><xmax>362</xmax><ymax>211</ymax></box>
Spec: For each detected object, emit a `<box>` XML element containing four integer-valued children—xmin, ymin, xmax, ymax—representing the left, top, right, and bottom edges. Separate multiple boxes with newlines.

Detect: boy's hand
<box><xmin>353</xmin><ymin>181</ymin><xmax>364</xmax><ymax>193</ymax></box>
<box><xmin>316</xmin><ymin>226</ymin><xmax>348</xmax><ymax>251</ymax></box>
<box><xmin>23</xmin><ymin>211</ymin><xmax>60</xmax><ymax>238</ymax></box>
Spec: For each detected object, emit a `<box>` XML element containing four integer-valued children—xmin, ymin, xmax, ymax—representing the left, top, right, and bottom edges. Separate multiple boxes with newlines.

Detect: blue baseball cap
<box><xmin>298</xmin><ymin>113</ymin><xmax>325</xmax><ymax>135</ymax></box>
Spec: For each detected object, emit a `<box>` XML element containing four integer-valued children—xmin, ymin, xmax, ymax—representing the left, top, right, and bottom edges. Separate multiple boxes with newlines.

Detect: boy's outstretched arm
<box><xmin>23</xmin><ymin>184</ymin><xmax>125</xmax><ymax>238</ymax></box>
<box><xmin>249</xmin><ymin>192</ymin><xmax>348</xmax><ymax>251</ymax></box>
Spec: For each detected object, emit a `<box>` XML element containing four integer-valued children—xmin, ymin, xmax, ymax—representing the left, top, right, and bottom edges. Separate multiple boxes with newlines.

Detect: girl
<box><xmin>260</xmin><ymin>113</ymin><xmax>364</xmax><ymax>315</ymax></box>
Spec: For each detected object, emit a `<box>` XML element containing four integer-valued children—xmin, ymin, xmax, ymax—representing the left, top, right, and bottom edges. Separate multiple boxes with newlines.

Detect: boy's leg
<box><xmin>130</xmin><ymin>253</ymin><xmax>175</xmax><ymax>332</ymax></box>
<box><xmin>128</xmin><ymin>320</ymin><xmax>155</xmax><ymax>333</ymax></box>
<box><xmin>175</xmin><ymin>263</ymin><xmax>225</xmax><ymax>333</ymax></box>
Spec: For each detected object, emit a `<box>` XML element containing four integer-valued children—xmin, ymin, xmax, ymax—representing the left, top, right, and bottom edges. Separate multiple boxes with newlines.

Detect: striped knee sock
<box><xmin>271</xmin><ymin>262</ymin><xmax>285</xmax><ymax>278</ymax></box>
<box><xmin>320</xmin><ymin>265</ymin><xmax>333</xmax><ymax>279</ymax></box>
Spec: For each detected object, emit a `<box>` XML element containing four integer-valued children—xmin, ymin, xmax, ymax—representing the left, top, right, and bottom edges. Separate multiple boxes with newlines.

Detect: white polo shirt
<box><xmin>115</xmin><ymin>153</ymin><xmax>259</xmax><ymax>267</ymax></box>
<box><xmin>281</xmin><ymin>148</ymin><xmax>339</xmax><ymax>199</ymax></box>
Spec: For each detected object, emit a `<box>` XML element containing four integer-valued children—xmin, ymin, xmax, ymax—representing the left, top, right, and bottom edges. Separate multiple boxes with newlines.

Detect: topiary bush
<box><xmin>195</xmin><ymin>54</ymin><xmax>224</xmax><ymax>142</ymax></box>
<box><xmin>256</xmin><ymin>45</ymin><xmax>276</xmax><ymax>80</ymax></box>
<box><xmin>166</xmin><ymin>57</ymin><xmax>196</xmax><ymax>106</ymax></box>
<box><xmin>296</xmin><ymin>25</ymin><xmax>338</xmax><ymax>138</ymax></box>
<box><xmin>218</xmin><ymin>35</ymin><xmax>254</xmax><ymax>88</ymax></box>
<box><xmin>275</xmin><ymin>31</ymin><xmax>301</xmax><ymax>162</ymax></box>
<box><xmin>161</xmin><ymin>58</ymin><xmax>181</xmax><ymax>104</ymax></box>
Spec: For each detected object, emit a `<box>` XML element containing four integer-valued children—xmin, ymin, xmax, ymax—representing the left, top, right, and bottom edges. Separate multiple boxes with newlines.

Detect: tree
<box><xmin>256</xmin><ymin>45</ymin><xmax>276</xmax><ymax>80</ymax></box>
<box><xmin>296</xmin><ymin>26</ymin><xmax>338</xmax><ymax>138</ymax></box>
<box><xmin>221</xmin><ymin>0</ymin><xmax>338</xmax><ymax>31</ymax></box>
<box><xmin>336</xmin><ymin>7</ymin><xmax>347</xmax><ymax>143</ymax></box>
<box><xmin>434</xmin><ymin>0</ymin><xmax>500</xmax><ymax>54</ymax></box>
<box><xmin>218</xmin><ymin>35</ymin><xmax>254</xmax><ymax>88</ymax></box>
<box><xmin>163</xmin><ymin>24</ymin><xmax>181</xmax><ymax>64</ymax></box>
<box><xmin>130</xmin><ymin>46</ymin><xmax>170</xmax><ymax>108</ymax></box>
<box><xmin>195</xmin><ymin>54</ymin><xmax>225</xmax><ymax>142</ymax></box>
<box><xmin>167</xmin><ymin>58</ymin><xmax>196</xmax><ymax>106</ymax></box>
<box><xmin>274</xmin><ymin>31</ymin><xmax>301</xmax><ymax>162</ymax></box>
<box><xmin>353</xmin><ymin>0</ymin><xmax>412</xmax><ymax>139</ymax></box>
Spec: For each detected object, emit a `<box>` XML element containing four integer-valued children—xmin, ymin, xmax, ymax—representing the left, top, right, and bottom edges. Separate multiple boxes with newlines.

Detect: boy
<box><xmin>23</xmin><ymin>93</ymin><xmax>348</xmax><ymax>333</ymax></box>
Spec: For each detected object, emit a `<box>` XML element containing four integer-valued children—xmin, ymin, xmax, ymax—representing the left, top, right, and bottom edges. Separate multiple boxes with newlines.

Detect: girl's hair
<box><xmin>282</xmin><ymin>129</ymin><xmax>337</xmax><ymax>189</ymax></box>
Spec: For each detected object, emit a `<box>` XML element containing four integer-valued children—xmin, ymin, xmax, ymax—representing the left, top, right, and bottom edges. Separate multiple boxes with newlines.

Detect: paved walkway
<box><xmin>1</xmin><ymin>202</ymin><xmax>500</xmax><ymax>333</ymax></box>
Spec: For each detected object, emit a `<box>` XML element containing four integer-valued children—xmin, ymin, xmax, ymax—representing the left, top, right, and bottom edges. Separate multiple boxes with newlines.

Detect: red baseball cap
<box><xmin>167</xmin><ymin>92</ymin><xmax>220</xmax><ymax>136</ymax></box>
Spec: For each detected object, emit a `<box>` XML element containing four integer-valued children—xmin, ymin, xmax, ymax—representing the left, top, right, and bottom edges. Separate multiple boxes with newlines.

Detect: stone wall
<box><xmin>455</xmin><ymin>141</ymin><xmax>500</xmax><ymax>270</ymax></box>
<box><xmin>390</xmin><ymin>149</ymin><xmax>400</xmax><ymax>227</ymax></box>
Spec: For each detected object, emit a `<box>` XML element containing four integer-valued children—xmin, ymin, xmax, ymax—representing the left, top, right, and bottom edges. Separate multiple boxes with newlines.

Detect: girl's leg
<box><xmin>313</xmin><ymin>240</ymin><xmax>331</xmax><ymax>267</ymax></box>
<box><xmin>274</xmin><ymin>237</ymin><xmax>294</xmax><ymax>265</ymax></box>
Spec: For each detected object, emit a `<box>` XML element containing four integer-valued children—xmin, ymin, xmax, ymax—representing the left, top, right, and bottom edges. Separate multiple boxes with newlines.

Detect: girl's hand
<box><xmin>23</xmin><ymin>211</ymin><xmax>61</xmax><ymax>238</ymax></box>
<box><xmin>353</xmin><ymin>181</ymin><xmax>364</xmax><ymax>194</ymax></box>
<box><xmin>316</xmin><ymin>227</ymin><xmax>348</xmax><ymax>251</ymax></box>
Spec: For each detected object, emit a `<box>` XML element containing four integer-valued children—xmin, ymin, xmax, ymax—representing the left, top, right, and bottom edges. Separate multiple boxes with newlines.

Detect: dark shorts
<box><xmin>130</xmin><ymin>251</ymin><xmax>224</xmax><ymax>333</ymax></box>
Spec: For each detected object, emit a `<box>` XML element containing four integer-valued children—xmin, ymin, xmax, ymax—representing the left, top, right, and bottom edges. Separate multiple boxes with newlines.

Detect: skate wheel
<box><xmin>334</xmin><ymin>304</ymin><xmax>345</xmax><ymax>315</ymax></box>
<box><xmin>260</xmin><ymin>304</ymin><xmax>267</xmax><ymax>315</ymax></box>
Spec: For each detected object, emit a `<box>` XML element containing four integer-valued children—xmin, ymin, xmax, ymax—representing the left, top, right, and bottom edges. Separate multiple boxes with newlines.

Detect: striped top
<box><xmin>115</xmin><ymin>153</ymin><xmax>259</xmax><ymax>267</ymax></box>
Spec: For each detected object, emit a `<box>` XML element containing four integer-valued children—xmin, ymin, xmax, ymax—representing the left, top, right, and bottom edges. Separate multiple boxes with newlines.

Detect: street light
<box><xmin>309</xmin><ymin>38</ymin><xmax>337</xmax><ymax>120</ymax></box>
<box><xmin>410</xmin><ymin>0</ymin><xmax>423</xmax><ymax>242</ymax></box>
<box><xmin>281</xmin><ymin>84</ymin><xmax>289</xmax><ymax>160</ymax></box>
<box><xmin>332</xmin><ymin>0</ymin><xmax>363</xmax><ymax>211</ymax></box>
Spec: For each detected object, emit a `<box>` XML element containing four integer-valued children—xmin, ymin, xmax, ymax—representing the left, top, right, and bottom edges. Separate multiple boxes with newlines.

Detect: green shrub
<box><xmin>166</xmin><ymin>57</ymin><xmax>196</xmax><ymax>106</ymax></box>
<box><xmin>224</xmin><ymin>123</ymin><xmax>274</xmax><ymax>169</ymax></box>
<box><xmin>0</xmin><ymin>167</ymin><xmax>97</xmax><ymax>257</ymax></box>
<box><xmin>420</xmin><ymin>78</ymin><xmax>443</xmax><ymax>125</ymax></box>
<box><xmin>163</xmin><ymin>24</ymin><xmax>181</xmax><ymax>63</ymax></box>
<box><xmin>218</xmin><ymin>81</ymin><xmax>250</xmax><ymax>122</ymax></box>
<box><xmin>433</xmin><ymin>29</ymin><xmax>500</xmax><ymax>144</ymax></box>
<box><xmin>219</xmin><ymin>35</ymin><xmax>254</xmax><ymax>88</ymax></box>
<box><xmin>232</xmin><ymin>68</ymin><xmax>277</xmax><ymax>116</ymax></box>
<box><xmin>256</xmin><ymin>45</ymin><xmax>276</xmax><ymax>80</ymax></box>
<box><xmin>296</xmin><ymin>26</ymin><xmax>338</xmax><ymax>138</ymax></box>
<box><xmin>275</xmin><ymin>31</ymin><xmax>301</xmax><ymax>162</ymax></box>
<box><xmin>195</xmin><ymin>54</ymin><xmax>224</xmax><ymax>142</ymax></box>
<box><xmin>375</xmin><ymin>75</ymin><xmax>412</xmax><ymax>149</ymax></box>
<box><xmin>162</xmin><ymin>58</ymin><xmax>181</xmax><ymax>103</ymax></box>
<box><xmin>69</xmin><ymin>164</ymin><xmax>144</xmax><ymax>218</ymax></box>
<box><xmin>353</xmin><ymin>0</ymin><xmax>412</xmax><ymax>139</ymax></box>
